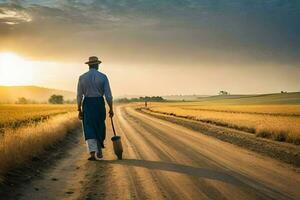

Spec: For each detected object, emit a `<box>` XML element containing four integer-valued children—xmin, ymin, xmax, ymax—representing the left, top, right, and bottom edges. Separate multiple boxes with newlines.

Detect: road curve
<box><xmin>11</xmin><ymin>104</ymin><xmax>300</xmax><ymax>200</ymax></box>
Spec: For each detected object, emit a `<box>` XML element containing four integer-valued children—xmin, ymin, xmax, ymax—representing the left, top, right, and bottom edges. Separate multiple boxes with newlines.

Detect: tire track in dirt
<box><xmin>119</xmin><ymin>107</ymin><xmax>227</xmax><ymax>200</ymax></box>
<box><xmin>114</xmin><ymin>105</ymin><xmax>185</xmax><ymax>200</ymax></box>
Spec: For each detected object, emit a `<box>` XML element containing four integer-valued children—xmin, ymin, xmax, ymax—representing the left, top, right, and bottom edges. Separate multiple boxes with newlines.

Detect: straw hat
<box><xmin>85</xmin><ymin>56</ymin><xmax>102</xmax><ymax>65</ymax></box>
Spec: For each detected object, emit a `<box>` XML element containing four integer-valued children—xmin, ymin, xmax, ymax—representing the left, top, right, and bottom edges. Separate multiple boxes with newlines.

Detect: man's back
<box><xmin>77</xmin><ymin>68</ymin><xmax>112</xmax><ymax>105</ymax></box>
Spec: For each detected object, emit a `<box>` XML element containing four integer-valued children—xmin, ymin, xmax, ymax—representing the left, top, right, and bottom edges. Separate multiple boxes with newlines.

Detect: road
<box><xmin>13</xmin><ymin>105</ymin><xmax>300</xmax><ymax>200</ymax></box>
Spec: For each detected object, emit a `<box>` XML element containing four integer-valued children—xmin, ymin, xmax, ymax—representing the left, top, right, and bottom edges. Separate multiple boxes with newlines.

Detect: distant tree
<box><xmin>219</xmin><ymin>91</ymin><xmax>229</xmax><ymax>95</ymax></box>
<box><xmin>115</xmin><ymin>96</ymin><xmax>165</xmax><ymax>103</ymax></box>
<box><xmin>16</xmin><ymin>97</ymin><xmax>28</xmax><ymax>104</ymax></box>
<box><xmin>139</xmin><ymin>96</ymin><xmax>165</xmax><ymax>102</ymax></box>
<box><xmin>49</xmin><ymin>95</ymin><xmax>64</xmax><ymax>104</ymax></box>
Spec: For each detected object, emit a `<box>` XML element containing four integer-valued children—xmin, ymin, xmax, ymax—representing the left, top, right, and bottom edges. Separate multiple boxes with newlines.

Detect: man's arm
<box><xmin>77</xmin><ymin>77</ymin><xmax>84</xmax><ymax>119</ymax></box>
<box><xmin>104</xmin><ymin>76</ymin><xmax>113</xmax><ymax>117</ymax></box>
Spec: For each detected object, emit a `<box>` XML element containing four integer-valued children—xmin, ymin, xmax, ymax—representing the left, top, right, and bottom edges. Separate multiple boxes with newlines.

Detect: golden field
<box><xmin>146</xmin><ymin>102</ymin><xmax>300</xmax><ymax>144</ymax></box>
<box><xmin>0</xmin><ymin>104</ymin><xmax>76</xmax><ymax>131</ymax></box>
<box><xmin>0</xmin><ymin>104</ymin><xmax>79</xmax><ymax>183</ymax></box>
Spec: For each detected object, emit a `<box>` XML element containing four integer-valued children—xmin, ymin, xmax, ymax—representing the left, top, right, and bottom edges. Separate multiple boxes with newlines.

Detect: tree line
<box><xmin>116</xmin><ymin>96</ymin><xmax>165</xmax><ymax>103</ymax></box>
<box><xmin>16</xmin><ymin>95</ymin><xmax>166</xmax><ymax>104</ymax></box>
<box><xmin>16</xmin><ymin>95</ymin><xmax>76</xmax><ymax>104</ymax></box>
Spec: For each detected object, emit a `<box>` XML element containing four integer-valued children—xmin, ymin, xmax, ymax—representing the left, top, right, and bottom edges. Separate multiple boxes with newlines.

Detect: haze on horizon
<box><xmin>0</xmin><ymin>0</ymin><xmax>299</xmax><ymax>96</ymax></box>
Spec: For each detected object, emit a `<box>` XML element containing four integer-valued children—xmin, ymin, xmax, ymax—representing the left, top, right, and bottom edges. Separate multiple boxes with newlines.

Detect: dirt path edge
<box><xmin>0</xmin><ymin>125</ymin><xmax>82</xmax><ymax>198</ymax></box>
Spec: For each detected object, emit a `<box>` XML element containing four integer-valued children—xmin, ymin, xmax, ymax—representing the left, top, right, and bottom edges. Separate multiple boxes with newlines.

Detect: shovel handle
<box><xmin>110</xmin><ymin>117</ymin><xmax>117</xmax><ymax>136</ymax></box>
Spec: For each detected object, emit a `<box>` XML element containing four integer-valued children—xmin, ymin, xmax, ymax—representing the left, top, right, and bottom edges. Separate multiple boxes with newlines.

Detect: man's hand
<box><xmin>78</xmin><ymin>111</ymin><xmax>83</xmax><ymax>120</ymax></box>
<box><xmin>109</xmin><ymin>110</ymin><xmax>114</xmax><ymax>118</ymax></box>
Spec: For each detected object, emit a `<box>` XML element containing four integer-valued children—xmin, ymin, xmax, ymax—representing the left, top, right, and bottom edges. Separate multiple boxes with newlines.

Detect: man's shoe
<box><xmin>96</xmin><ymin>150</ymin><xmax>103</xmax><ymax>160</ymax></box>
<box><xmin>88</xmin><ymin>152</ymin><xmax>96</xmax><ymax>161</ymax></box>
<box><xmin>88</xmin><ymin>156</ymin><xmax>96</xmax><ymax>161</ymax></box>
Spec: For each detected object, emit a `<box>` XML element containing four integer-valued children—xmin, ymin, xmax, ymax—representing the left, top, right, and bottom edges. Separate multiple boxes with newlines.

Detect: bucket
<box><xmin>110</xmin><ymin>118</ymin><xmax>123</xmax><ymax>160</ymax></box>
<box><xmin>111</xmin><ymin>135</ymin><xmax>123</xmax><ymax>160</ymax></box>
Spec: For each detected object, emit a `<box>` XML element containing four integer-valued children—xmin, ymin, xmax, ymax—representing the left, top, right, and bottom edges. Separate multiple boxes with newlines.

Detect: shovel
<box><xmin>110</xmin><ymin>117</ymin><xmax>123</xmax><ymax>160</ymax></box>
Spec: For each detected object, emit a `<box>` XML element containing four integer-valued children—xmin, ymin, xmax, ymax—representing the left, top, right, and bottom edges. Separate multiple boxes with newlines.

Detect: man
<box><xmin>77</xmin><ymin>56</ymin><xmax>114</xmax><ymax>161</ymax></box>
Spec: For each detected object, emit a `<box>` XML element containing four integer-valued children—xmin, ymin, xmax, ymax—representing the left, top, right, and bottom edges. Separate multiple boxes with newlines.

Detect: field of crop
<box><xmin>0</xmin><ymin>104</ymin><xmax>76</xmax><ymax>131</ymax></box>
<box><xmin>0</xmin><ymin>104</ymin><xmax>79</xmax><ymax>183</ymax></box>
<box><xmin>146</xmin><ymin>102</ymin><xmax>300</xmax><ymax>144</ymax></box>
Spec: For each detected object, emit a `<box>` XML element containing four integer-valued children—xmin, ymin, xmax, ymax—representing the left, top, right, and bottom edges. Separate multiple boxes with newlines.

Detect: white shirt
<box><xmin>77</xmin><ymin>68</ymin><xmax>113</xmax><ymax>107</ymax></box>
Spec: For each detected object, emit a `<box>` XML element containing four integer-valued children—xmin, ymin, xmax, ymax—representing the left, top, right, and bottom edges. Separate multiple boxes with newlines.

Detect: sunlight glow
<box><xmin>0</xmin><ymin>52</ymin><xmax>34</xmax><ymax>86</ymax></box>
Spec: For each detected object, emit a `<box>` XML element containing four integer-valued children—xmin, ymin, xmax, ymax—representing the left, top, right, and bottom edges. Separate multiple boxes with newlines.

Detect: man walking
<box><xmin>77</xmin><ymin>56</ymin><xmax>113</xmax><ymax>161</ymax></box>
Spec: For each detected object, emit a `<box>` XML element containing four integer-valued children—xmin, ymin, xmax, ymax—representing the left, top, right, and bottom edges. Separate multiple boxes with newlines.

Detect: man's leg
<box><xmin>96</xmin><ymin>140</ymin><xmax>103</xmax><ymax>159</ymax></box>
<box><xmin>86</xmin><ymin>139</ymin><xmax>101</xmax><ymax>160</ymax></box>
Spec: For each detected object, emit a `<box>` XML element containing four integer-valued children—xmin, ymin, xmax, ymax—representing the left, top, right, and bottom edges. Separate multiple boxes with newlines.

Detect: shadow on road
<box><xmin>102</xmin><ymin>159</ymin><xmax>241</xmax><ymax>185</ymax></box>
<box><xmin>99</xmin><ymin>159</ymin><xmax>292</xmax><ymax>199</ymax></box>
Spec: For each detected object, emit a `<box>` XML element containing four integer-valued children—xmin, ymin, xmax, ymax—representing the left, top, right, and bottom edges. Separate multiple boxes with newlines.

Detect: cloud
<box><xmin>0</xmin><ymin>5</ymin><xmax>31</xmax><ymax>25</ymax></box>
<box><xmin>0</xmin><ymin>0</ymin><xmax>299</xmax><ymax>67</ymax></box>
<box><xmin>0</xmin><ymin>1</ymin><xmax>299</xmax><ymax>95</ymax></box>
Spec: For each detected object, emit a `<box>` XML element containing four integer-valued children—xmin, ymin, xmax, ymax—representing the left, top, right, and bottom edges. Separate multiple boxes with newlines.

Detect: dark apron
<box><xmin>82</xmin><ymin>97</ymin><xmax>106</xmax><ymax>148</ymax></box>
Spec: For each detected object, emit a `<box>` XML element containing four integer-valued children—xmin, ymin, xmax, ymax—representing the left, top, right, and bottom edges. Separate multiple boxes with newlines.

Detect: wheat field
<box><xmin>0</xmin><ymin>104</ymin><xmax>76</xmax><ymax>131</ymax></box>
<box><xmin>147</xmin><ymin>103</ymin><xmax>300</xmax><ymax>144</ymax></box>
<box><xmin>0</xmin><ymin>104</ymin><xmax>79</xmax><ymax>183</ymax></box>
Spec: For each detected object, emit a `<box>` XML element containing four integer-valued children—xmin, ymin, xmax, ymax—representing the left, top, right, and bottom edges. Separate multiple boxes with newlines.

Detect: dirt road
<box><xmin>10</xmin><ymin>105</ymin><xmax>300</xmax><ymax>200</ymax></box>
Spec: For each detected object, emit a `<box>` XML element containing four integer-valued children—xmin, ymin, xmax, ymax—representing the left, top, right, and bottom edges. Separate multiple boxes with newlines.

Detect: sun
<box><xmin>0</xmin><ymin>52</ymin><xmax>34</xmax><ymax>86</ymax></box>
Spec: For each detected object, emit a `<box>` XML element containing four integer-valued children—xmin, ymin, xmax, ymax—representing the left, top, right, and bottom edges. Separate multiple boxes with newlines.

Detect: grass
<box><xmin>145</xmin><ymin>101</ymin><xmax>300</xmax><ymax>145</ymax></box>
<box><xmin>0</xmin><ymin>104</ymin><xmax>79</xmax><ymax>183</ymax></box>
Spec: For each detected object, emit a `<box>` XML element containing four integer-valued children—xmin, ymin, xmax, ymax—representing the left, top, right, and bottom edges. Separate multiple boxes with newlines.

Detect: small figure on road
<box><xmin>77</xmin><ymin>56</ymin><xmax>114</xmax><ymax>161</ymax></box>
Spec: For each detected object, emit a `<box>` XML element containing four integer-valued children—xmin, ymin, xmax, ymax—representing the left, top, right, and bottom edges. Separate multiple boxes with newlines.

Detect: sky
<box><xmin>0</xmin><ymin>0</ymin><xmax>299</xmax><ymax>96</ymax></box>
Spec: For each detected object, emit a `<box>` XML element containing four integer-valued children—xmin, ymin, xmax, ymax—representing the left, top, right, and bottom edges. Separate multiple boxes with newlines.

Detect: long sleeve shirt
<box><xmin>77</xmin><ymin>68</ymin><xmax>113</xmax><ymax>108</ymax></box>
